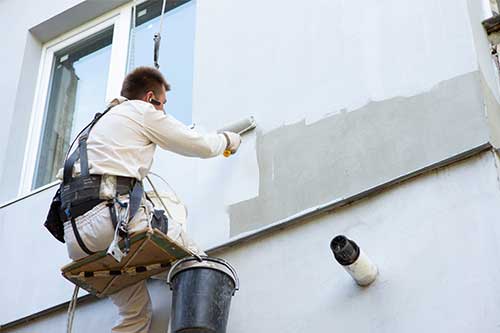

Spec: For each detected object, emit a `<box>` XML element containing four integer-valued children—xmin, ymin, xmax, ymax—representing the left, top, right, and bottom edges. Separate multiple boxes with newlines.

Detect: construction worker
<box><xmin>60</xmin><ymin>66</ymin><xmax>241</xmax><ymax>333</ymax></box>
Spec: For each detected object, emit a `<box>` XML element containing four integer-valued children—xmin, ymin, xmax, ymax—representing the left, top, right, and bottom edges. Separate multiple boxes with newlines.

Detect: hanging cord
<box><xmin>145</xmin><ymin>174</ymin><xmax>202</xmax><ymax>261</ymax></box>
<box><xmin>128</xmin><ymin>0</ymin><xmax>138</xmax><ymax>70</ymax></box>
<box><xmin>66</xmin><ymin>285</ymin><xmax>80</xmax><ymax>333</ymax></box>
<box><xmin>153</xmin><ymin>0</ymin><xmax>168</xmax><ymax>69</ymax></box>
<box><xmin>145</xmin><ymin>175</ymin><xmax>175</xmax><ymax>220</ymax></box>
<box><xmin>148</xmin><ymin>171</ymin><xmax>182</xmax><ymax>204</ymax></box>
<box><xmin>146</xmin><ymin>172</ymin><xmax>188</xmax><ymax>218</ymax></box>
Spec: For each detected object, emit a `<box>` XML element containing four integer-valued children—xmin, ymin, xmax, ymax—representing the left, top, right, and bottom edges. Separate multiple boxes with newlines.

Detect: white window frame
<box><xmin>19</xmin><ymin>3</ymin><xmax>133</xmax><ymax>196</ymax></box>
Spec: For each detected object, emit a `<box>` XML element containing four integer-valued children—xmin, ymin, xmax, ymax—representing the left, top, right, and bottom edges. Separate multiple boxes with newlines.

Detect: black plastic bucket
<box><xmin>167</xmin><ymin>256</ymin><xmax>239</xmax><ymax>333</ymax></box>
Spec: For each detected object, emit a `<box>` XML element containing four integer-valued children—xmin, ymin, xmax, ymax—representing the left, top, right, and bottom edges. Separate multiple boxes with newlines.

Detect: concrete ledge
<box><xmin>30</xmin><ymin>0</ymin><xmax>129</xmax><ymax>43</ymax></box>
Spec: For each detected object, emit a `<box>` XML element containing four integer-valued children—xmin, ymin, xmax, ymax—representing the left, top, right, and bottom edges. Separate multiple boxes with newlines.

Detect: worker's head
<box><xmin>120</xmin><ymin>66</ymin><xmax>170</xmax><ymax>111</ymax></box>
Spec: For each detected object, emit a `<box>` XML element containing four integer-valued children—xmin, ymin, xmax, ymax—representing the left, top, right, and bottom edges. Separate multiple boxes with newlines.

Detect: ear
<box><xmin>143</xmin><ymin>91</ymin><xmax>154</xmax><ymax>102</ymax></box>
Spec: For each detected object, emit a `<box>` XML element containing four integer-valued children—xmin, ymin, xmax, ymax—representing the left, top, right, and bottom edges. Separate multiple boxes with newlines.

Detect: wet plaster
<box><xmin>229</xmin><ymin>71</ymin><xmax>489</xmax><ymax>236</ymax></box>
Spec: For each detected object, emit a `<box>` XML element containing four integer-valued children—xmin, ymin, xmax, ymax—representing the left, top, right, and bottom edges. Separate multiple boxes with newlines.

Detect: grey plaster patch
<box><xmin>229</xmin><ymin>71</ymin><xmax>489</xmax><ymax>236</ymax></box>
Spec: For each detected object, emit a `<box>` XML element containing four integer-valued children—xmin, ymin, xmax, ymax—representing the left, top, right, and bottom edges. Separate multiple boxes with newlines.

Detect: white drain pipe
<box><xmin>330</xmin><ymin>235</ymin><xmax>378</xmax><ymax>286</ymax></box>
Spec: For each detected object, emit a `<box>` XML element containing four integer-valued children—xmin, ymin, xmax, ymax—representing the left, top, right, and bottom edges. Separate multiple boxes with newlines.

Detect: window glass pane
<box><xmin>33</xmin><ymin>27</ymin><xmax>113</xmax><ymax>189</ymax></box>
<box><xmin>130</xmin><ymin>0</ymin><xmax>195</xmax><ymax>125</ymax></box>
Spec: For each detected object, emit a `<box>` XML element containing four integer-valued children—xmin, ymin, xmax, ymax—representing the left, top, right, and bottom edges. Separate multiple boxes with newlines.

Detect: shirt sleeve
<box><xmin>142</xmin><ymin>105</ymin><xmax>227</xmax><ymax>158</ymax></box>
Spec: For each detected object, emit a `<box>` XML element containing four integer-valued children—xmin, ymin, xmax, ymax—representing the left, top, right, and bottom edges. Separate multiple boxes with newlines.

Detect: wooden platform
<box><xmin>61</xmin><ymin>229</ymin><xmax>194</xmax><ymax>297</ymax></box>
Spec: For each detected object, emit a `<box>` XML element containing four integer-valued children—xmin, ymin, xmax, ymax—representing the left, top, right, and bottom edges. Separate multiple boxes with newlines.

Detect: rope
<box><xmin>153</xmin><ymin>0</ymin><xmax>168</xmax><ymax>69</ymax></box>
<box><xmin>128</xmin><ymin>0</ymin><xmax>137</xmax><ymax>70</ymax></box>
<box><xmin>66</xmin><ymin>285</ymin><xmax>79</xmax><ymax>333</ymax></box>
<box><xmin>158</xmin><ymin>0</ymin><xmax>168</xmax><ymax>35</ymax></box>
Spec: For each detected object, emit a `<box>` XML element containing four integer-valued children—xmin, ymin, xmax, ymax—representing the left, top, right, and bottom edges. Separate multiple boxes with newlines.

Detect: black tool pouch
<box><xmin>44</xmin><ymin>186</ymin><xmax>66</xmax><ymax>243</ymax></box>
<box><xmin>151</xmin><ymin>209</ymin><xmax>169</xmax><ymax>234</ymax></box>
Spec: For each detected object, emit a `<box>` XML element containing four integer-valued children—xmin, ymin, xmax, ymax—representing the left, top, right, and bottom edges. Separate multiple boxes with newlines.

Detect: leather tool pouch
<box><xmin>151</xmin><ymin>209</ymin><xmax>169</xmax><ymax>235</ymax></box>
<box><xmin>44</xmin><ymin>186</ymin><xmax>66</xmax><ymax>243</ymax></box>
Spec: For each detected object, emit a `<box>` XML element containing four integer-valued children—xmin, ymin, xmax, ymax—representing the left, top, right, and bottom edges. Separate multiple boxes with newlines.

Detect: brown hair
<box><xmin>120</xmin><ymin>66</ymin><xmax>170</xmax><ymax>100</ymax></box>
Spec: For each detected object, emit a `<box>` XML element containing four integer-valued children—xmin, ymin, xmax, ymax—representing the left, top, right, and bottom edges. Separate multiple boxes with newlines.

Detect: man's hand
<box><xmin>223</xmin><ymin>131</ymin><xmax>242</xmax><ymax>155</ymax></box>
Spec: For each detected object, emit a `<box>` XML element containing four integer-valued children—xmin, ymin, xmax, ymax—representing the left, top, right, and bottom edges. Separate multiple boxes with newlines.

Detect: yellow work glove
<box><xmin>222</xmin><ymin>131</ymin><xmax>242</xmax><ymax>157</ymax></box>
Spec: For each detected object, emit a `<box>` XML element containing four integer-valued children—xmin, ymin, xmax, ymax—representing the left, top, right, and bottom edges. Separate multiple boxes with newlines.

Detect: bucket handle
<box><xmin>167</xmin><ymin>256</ymin><xmax>240</xmax><ymax>294</ymax></box>
<box><xmin>167</xmin><ymin>257</ymin><xmax>193</xmax><ymax>288</ymax></box>
<box><xmin>207</xmin><ymin>257</ymin><xmax>240</xmax><ymax>294</ymax></box>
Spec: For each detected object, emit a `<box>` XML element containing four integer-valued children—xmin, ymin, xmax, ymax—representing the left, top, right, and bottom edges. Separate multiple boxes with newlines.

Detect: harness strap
<box><xmin>63</xmin><ymin>149</ymin><xmax>80</xmax><ymax>184</ymax></box>
<box><xmin>128</xmin><ymin>181</ymin><xmax>143</xmax><ymax>221</ymax></box>
<box><xmin>63</xmin><ymin>109</ymin><xmax>111</xmax><ymax>184</ymax></box>
<box><xmin>62</xmin><ymin>107</ymin><xmax>113</xmax><ymax>254</ymax></box>
<box><xmin>108</xmin><ymin>202</ymin><xmax>118</xmax><ymax>229</ymax></box>
<box><xmin>70</xmin><ymin>216</ymin><xmax>95</xmax><ymax>256</ymax></box>
<box><xmin>79</xmin><ymin>135</ymin><xmax>90</xmax><ymax>177</ymax></box>
<box><xmin>62</xmin><ymin>104</ymin><xmax>142</xmax><ymax>257</ymax></box>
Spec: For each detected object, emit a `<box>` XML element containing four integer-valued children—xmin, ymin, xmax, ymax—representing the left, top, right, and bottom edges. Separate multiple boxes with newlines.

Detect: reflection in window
<box><xmin>33</xmin><ymin>27</ymin><xmax>113</xmax><ymax>189</ymax></box>
<box><xmin>130</xmin><ymin>0</ymin><xmax>195</xmax><ymax>125</ymax></box>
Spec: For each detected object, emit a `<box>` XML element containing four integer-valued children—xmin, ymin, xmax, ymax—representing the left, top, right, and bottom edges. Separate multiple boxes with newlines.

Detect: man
<box><xmin>61</xmin><ymin>66</ymin><xmax>241</xmax><ymax>332</ymax></box>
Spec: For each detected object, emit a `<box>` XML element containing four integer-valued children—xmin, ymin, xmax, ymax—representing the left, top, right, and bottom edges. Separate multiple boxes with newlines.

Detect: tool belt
<box><xmin>44</xmin><ymin>106</ymin><xmax>145</xmax><ymax>257</ymax></box>
<box><xmin>60</xmin><ymin>175</ymin><xmax>137</xmax><ymax>220</ymax></box>
<box><xmin>60</xmin><ymin>174</ymin><xmax>143</xmax><ymax>257</ymax></box>
<box><xmin>61</xmin><ymin>175</ymin><xmax>137</xmax><ymax>218</ymax></box>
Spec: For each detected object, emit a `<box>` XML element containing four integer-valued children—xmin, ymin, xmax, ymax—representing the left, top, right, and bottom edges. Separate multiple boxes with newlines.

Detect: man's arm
<box><xmin>143</xmin><ymin>105</ymin><xmax>237</xmax><ymax>158</ymax></box>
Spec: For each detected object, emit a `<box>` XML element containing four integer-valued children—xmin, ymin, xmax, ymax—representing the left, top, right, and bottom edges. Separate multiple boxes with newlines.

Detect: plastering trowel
<box><xmin>218</xmin><ymin>116</ymin><xmax>256</xmax><ymax>157</ymax></box>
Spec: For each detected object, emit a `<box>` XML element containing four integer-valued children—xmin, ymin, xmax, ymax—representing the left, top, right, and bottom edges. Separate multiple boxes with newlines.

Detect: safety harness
<box><xmin>60</xmin><ymin>105</ymin><xmax>143</xmax><ymax>256</ymax></box>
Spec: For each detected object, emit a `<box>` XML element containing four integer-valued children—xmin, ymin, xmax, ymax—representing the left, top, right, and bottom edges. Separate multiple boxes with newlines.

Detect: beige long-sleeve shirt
<box><xmin>68</xmin><ymin>97</ymin><xmax>227</xmax><ymax>180</ymax></box>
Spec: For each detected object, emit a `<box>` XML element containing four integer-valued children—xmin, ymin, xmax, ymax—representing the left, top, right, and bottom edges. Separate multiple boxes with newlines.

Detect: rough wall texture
<box><xmin>229</xmin><ymin>71</ymin><xmax>489</xmax><ymax>236</ymax></box>
<box><xmin>5</xmin><ymin>151</ymin><xmax>500</xmax><ymax>333</ymax></box>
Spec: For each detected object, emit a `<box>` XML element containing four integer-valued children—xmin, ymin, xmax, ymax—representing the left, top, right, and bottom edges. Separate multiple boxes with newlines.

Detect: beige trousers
<box><xmin>64</xmin><ymin>195</ymin><xmax>202</xmax><ymax>333</ymax></box>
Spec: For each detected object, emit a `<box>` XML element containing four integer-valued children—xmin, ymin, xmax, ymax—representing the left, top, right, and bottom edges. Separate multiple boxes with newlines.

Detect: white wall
<box><xmin>224</xmin><ymin>151</ymin><xmax>500</xmax><ymax>332</ymax></box>
<box><xmin>5</xmin><ymin>151</ymin><xmax>500</xmax><ymax>332</ymax></box>
<box><xmin>192</xmin><ymin>0</ymin><xmax>478</xmax><ymax>132</ymax></box>
<box><xmin>0</xmin><ymin>0</ymin><xmax>84</xmax><ymax>200</ymax></box>
<box><xmin>170</xmin><ymin>0</ymin><xmax>487</xmax><ymax>248</ymax></box>
<box><xmin>0</xmin><ymin>186</ymin><xmax>78</xmax><ymax>324</ymax></box>
<box><xmin>1</xmin><ymin>0</ymin><xmax>499</xmax><ymax>327</ymax></box>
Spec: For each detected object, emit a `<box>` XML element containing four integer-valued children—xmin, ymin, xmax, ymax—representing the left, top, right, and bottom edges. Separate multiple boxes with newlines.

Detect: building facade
<box><xmin>2</xmin><ymin>0</ymin><xmax>500</xmax><ymax>331</ymax></box>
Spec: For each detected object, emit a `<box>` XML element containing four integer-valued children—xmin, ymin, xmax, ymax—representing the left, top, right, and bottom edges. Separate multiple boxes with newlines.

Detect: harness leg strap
<box><xmin>70</xmin><ymin>216</ymin><xmax>95</xmax><ymax>256</ymax></box>
<box><xmin>108</xmin><ymin>202</ymin><xmax>118</xmax><ymax>229</ymax></box>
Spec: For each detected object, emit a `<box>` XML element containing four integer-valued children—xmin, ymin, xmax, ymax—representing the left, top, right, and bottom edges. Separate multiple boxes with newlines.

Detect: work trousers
<box><xmin>64</xmin><ymin>196</ymin><xmax>203</xmax><ymax>333</ymax></box>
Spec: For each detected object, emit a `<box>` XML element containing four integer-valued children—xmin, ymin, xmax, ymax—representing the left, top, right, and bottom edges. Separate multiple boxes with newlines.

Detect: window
<box><xmin>20</xmin><ymin>7</ymin><xmax>132</xmax><ymax>193</ymax></box>
<box><xmin>33</xmin><ymin>27</ymin><xmax>113</xmax><ymax>188</ymax></box>
<box><xmin>21</xmin><ymin>0</ymin><xmax>196</xmax><ymax>194</ymax></box>
<box><xmin>130</xmin><ymin>0</ymin><xmax>196</xmax><ymax>125</ymax></box>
